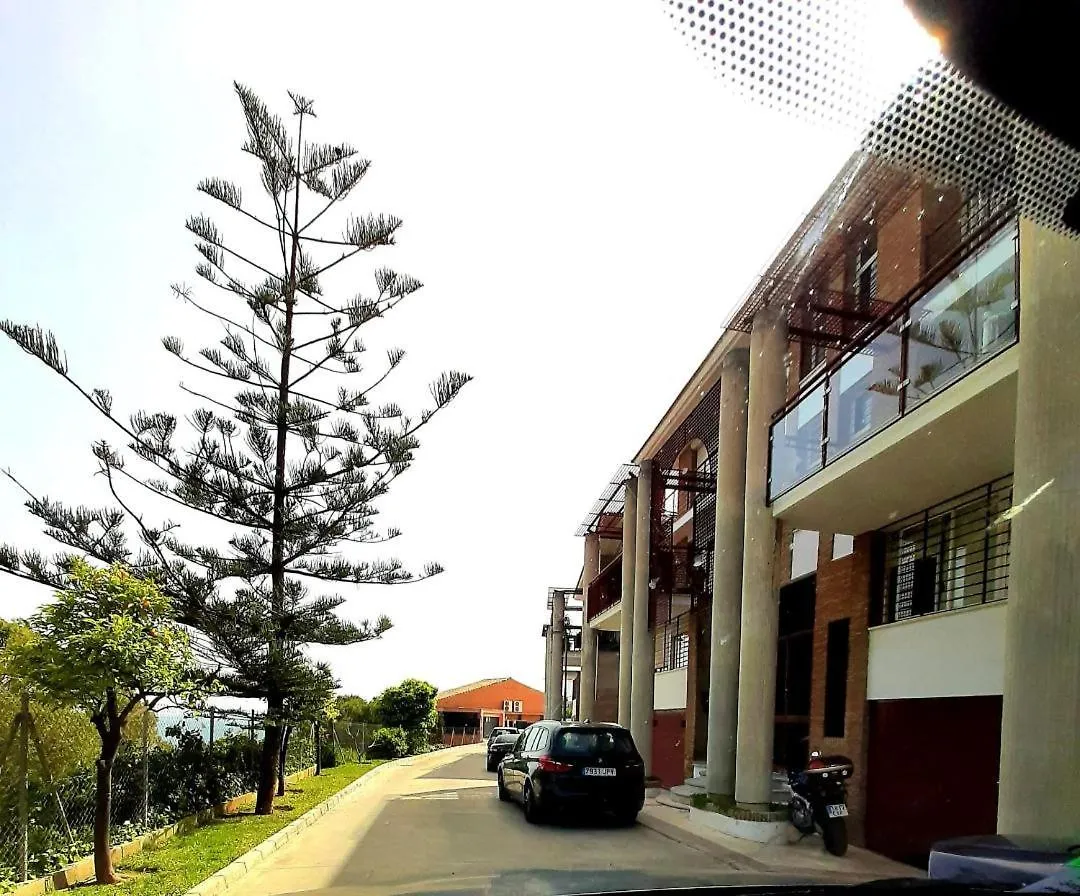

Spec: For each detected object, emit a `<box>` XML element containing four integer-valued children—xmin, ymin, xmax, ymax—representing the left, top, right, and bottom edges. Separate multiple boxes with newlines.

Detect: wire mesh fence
<box><xmin>0</xmin><ymin>697</ymin><xmax>326</xmax><ymax>887</ymax></box>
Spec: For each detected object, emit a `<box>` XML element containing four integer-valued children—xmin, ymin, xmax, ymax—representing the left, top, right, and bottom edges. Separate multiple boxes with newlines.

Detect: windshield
<box><xmin>1</xmin><ymin>2</ymin><xmax>1074</xmax><ymax>895</ymax></box>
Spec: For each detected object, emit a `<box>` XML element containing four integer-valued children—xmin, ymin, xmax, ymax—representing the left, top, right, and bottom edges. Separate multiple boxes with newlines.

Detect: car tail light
<box><xmin>537</xmin><ymin>756</ymin><xmax>572</xmax><ymax>773</ymax></box>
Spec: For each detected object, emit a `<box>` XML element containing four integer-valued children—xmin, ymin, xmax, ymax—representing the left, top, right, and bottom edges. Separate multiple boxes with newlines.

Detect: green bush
<box><xmin>405</xmin><ymin>727</ymin><xmax>430</xmax><ymax>754</ymax></box>
<box><xmin>367</xmin><ymin>726</ymin><xmax>409</xmax><ymax>759</ymax></box>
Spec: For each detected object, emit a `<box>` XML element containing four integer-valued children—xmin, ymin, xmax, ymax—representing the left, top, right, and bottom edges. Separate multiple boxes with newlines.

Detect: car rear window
<box><xmin>553</xmin><ymin>729</ymin><xmax>636</xmax><ymax>758</ymax></box>
<box><xmin>494</xmin><ymin>733</ymin><xmax>518</xmax><ymax>744</ymax></box>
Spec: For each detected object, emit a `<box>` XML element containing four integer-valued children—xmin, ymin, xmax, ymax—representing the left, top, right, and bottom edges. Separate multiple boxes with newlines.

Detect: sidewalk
<box><xmin>639</xmin><ymin>800</ymin><xmax>924</xmax><ymax>883</ymax></box>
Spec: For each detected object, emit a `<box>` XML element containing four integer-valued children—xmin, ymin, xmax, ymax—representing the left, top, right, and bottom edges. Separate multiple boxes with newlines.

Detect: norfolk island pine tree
<box><xmin>0</xmin><ymin>84</ymin><xmax>470</xmax><ymax>820</ymax></box>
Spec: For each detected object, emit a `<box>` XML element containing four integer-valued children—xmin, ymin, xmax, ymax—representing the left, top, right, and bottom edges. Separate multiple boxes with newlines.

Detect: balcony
<box><xmin>585</xmin><ymin>553</ymin><xmax>623</xmax><ymax>630</ymax></box>
<box><xmin>768</xmin><ymin>219</ymin><xmax>1018</xmax><ymax>531</ymax></box>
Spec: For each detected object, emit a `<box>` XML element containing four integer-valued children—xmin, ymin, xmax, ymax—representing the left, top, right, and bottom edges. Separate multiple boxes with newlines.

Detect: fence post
<box><xmin>314</xmin><ymin>720</ymin><xmax>322</xmax><ymax>775</ymax></box>
<box><xmin>141</xmin><ymin>709</ymin><xmax>150</xmax><ymax>827</ymax></box>
<box><xmin>209</xmin><ymin>707</ymin><xmax>216</xmax><ymax>747</ymax></box>
<box><xmin>249</xmin><ymin>709</ymin><xmax>256</xmax><ymax>742</ymax></box>
<box><xmin>18</xmin><ymin>694</ymin><xmax>29</xmax><ymax>883</ymax></box>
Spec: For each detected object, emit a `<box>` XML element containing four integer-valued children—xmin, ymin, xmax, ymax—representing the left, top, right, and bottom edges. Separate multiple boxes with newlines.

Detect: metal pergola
<box><xmin>574</xmin><ymin>463</ymin><xmax>638</xmax><ymax>537</ymax></box>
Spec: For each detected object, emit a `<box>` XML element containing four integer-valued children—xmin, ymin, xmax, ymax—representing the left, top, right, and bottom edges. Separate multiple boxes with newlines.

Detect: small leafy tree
<box><xmin>375</xmin><ymin>678</ymin><xmax>437</xmax><ymax>753</ymax></box>
<box><xmin>337</xmin><ymin>694</ymin><xmax>380</xmax><ymax>725</ymax></box>
<box><xmin>8</xmin><ymin>561</ymin><xmax>204</xmax><ymax>884</ymax></box>
<box><xmin>0</xmin><ymin>83</ymin><xmax>470</xmax><ymax>814</ymax></box>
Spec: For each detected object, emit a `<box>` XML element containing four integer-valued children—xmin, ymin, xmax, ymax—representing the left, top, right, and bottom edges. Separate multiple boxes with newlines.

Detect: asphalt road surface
<box><xmin>226</xmin><ymin>744</ymin><xmax>825</xmax><ymax>896</ymax></box>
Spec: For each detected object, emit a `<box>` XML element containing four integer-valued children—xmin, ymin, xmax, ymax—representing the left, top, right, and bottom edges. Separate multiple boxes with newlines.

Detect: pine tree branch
<box><xmin>173</xmin><ymin>286</ymin><xmax>305</xmax><ymax>362</ymax></box>
<box><xmin>164</xmin><ymin>341</ymin><xmax>280</xmax><ymax>390</ymax></box>
<box><xmin>107</xmin><ymin>454</ymin><xmax>273</xmax><ymax>531</ymax></box>
<box><xmin>284</xmin><ymin>559</ymin><xmax>443</xmax><ymax>586</ymax></box>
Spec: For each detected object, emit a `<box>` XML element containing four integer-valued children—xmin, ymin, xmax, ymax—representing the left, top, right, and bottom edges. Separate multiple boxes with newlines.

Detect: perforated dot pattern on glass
<box><xmin>665</xmin><ymin>0</ymin><xmax>1080</xmax><ymax>234</ymax></box>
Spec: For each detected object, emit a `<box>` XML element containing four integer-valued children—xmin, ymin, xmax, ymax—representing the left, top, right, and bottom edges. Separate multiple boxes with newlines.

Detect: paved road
<box><xmin>227</xmin><ymin>744</ymin><xmax>800</xmax><ymax>896</ymax></box>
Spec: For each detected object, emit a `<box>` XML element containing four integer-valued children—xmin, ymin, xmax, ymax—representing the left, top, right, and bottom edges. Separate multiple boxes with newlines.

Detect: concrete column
<box><xmin>705</xmin><ymin>348</ymin><xmax>751</xmax><ymax>796</ymax></box>
<box><xmin>546</xmin><ymin>590</ymin><xmax>566</xmax><ymax>719</ymax></box>
<box><xmin>734</xmin><ymin>307</ymin><xmax>788</xmax><ymax>807</ymax></box>
<box><xmin>543</xmin><ymin>625</ymin><xmax>552</xmax><ymax>714</ymax></box>
<box><xmin>618</xmin><ymin>477</ymin><xmax>637</xmax><ymax>727</ymax></box>
<box><xmin>998</xmin><ymin>220</ymin><xmax>1080</xmax><ymax>838</ymax></box>
<box><xmin>630</xmin><ymin>460</ymin><xmax>655</xmax><ymax>775</ymax></box>
<box><xmin>579</xmin><ymin>533</ymin><xmax>601</xmax><ymax>721</ymax></box>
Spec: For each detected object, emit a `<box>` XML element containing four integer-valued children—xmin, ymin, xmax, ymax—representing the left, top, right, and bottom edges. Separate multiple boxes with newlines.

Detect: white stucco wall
<box><xmin>653</xmin><ymin>667</ymin><xmax>688</xmax><ymax>710</ymax></box>
<box><xmin>867</xmin><ymin>600</ymin><xmax>1007</xmax><ymax>700</ymax></box>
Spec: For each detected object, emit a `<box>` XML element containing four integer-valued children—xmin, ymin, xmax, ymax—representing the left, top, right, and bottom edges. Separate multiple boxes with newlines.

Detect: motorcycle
<box><xmin>788</xmin><ymin>751</ymin><xmax>853</xmax><ymax>856</ymax></box>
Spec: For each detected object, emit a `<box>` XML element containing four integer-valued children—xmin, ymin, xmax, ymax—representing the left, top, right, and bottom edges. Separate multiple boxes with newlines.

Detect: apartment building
<box><xmin>562</xmin><ymin>150</ymin><xmax>1079</xmax><ymax>864</ymax></box>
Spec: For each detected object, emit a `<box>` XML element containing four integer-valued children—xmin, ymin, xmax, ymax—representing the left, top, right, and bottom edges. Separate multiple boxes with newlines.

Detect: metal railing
<box><xmin>769</xmin><ymin>218</ymin><xmax>1019</xmax><ymax>503</ymax></box>
<box><xmin>585</xmin><ymin>553</ymin><xmax>622</xmax><ymax>622</ymax></box>
<box><xmin>654</xmin><ymin>612</ymin><xmax>691</xmax><ymax>673</ymax></box>
<box><xmin>0</xmin><ymin>703</ymin><xmax>321</xmax><ymax>886</ymax></box>
<box><xmin>878</xmin><ymin>474</ymin><xmax>1013</xmax><ymax>624</ymax></box>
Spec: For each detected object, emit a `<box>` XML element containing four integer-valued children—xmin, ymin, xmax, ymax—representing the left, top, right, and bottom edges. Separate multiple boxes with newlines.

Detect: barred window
<box><xmin>881</xmin><ymin>475</ymin><xmax>1012</xmax><ymax>623</ymax></box>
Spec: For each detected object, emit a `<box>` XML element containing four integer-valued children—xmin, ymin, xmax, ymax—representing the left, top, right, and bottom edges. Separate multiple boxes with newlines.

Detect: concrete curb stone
<box><xmin>637</xmin><ymin>808</ymin><xmax>768</xmax><ymax>871</ymax></box>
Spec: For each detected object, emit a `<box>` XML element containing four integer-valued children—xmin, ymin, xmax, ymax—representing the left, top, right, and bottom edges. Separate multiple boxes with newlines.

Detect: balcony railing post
<box><xmin>766</xmin><ymin>425</ymin><xmax>775</xmax><ymax>504</ymax></box>
<box><xmin>821</xmin><ymin>379</ymin><xmax>830</xmax><ymax>469</ymax></box>
<box><xmin>982</xmin><ymin>480</ymin><xmax>993</xmax><ymax>605</ymax></box>
<box><xmin>898</xmin><ymin>311</ymin><xmax>911</xmax><ymax>417</ymax></box>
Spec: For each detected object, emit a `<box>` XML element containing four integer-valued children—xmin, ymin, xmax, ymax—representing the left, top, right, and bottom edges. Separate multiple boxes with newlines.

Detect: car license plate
<box><xmin>582</xmin><ymin>767</ymin><xmax>616</xmax><ymax>777</ymax></box>
<box><xmin>826</xmin><ymin>804</ymin><xmax>848</xmax><ymax>818</ymax></box>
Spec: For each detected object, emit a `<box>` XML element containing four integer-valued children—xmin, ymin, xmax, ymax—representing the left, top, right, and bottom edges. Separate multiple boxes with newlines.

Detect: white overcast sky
<box><xmin>0</xmin><ymin>2</ymin><xmax>933</xmax><ymax>698</ymax></box>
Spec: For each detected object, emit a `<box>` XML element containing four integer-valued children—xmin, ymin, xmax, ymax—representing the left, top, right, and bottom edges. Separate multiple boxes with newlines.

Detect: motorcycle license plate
<box><xmin>583</xmin><ymin>767</ymin><xmax>617</xmax><ymax>777</ymax></box>
<box><xmin>826</xmin><ymin>804</ymin><xmax>848</xmax><ymax>818</ymax></box>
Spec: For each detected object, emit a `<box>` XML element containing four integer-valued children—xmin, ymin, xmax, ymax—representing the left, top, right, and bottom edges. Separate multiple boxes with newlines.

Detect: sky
<box><xmin>0</xmin><ymin>1</ymin><xmax>931</xmax><ymax>698</ymax></box>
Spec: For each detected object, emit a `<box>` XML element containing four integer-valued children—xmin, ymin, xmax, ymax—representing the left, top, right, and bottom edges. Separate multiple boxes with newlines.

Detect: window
<box><xmin>799</xmin><ymin>337</ymin><xmax>826</xmax><ymax>380</ymax></box>
<box><xmin>790</xmin><ymin>529</ymin><xmax>820</xmax><ymax>579</ymax></box>
<box><xmin>881</xmin><ymin>475</ymin><xmax>1013</xmax><ymax>623</ymax></box>
<box><xmin>553</xmin><ymin>729</ymin><xmax>636</xmax><ymax>758</ymax></box>
<box><xmin>824</xmin><ymin>619</ymin><xmax>850</xmax><ymax>738</ymax></box>
<box><xmin>852</xmin><ymin>230</ymin><xmax>878</xmax><ymax>309</ymax></box>
<box><xmin>534</xmin><ymin>727</ymin><xmax>550</xmax><ymax>753</ymax></box>
<box><xmin>832</xmin><ymin>534</ymin><xmax>854</xmax><ymax>559</ymax></box>
<box><xmin>523</xmin><ymin>727</ymin><xmax>541</xmax><ymax>753</ymax></box>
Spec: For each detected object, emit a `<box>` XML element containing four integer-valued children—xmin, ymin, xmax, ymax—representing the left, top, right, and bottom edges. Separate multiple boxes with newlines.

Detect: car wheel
<box><xmin>523</xmin><ymin>782</ymin><xmax>544</xmax><ymax>824</ymax></box>
<box><xmin>615</xmin><ymin>807</ymin><xmax>639</xmax><ymax>827</ymax></box>
<box><xmin>497</xmin><ymin>771</ymin><xmax>510</xmax><ymax>802</ymax></box>
<box><xmin>486</xmin><ymin>758</ymin><xmax>495</xmax><ymax>772</ymax></box>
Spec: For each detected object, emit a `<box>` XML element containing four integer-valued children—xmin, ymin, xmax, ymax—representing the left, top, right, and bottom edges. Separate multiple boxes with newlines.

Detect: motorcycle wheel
<box><xmin>822</xmin><ymin>817</ymin><xmax>848</xmax><ymax>856</ymax></box>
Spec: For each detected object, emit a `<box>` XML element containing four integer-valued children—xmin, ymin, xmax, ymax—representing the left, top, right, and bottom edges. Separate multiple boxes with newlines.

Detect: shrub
<box><xmin>367</xmin><ymin>726</ymin><xmax>409</xmax><ymax>759</ymax></box>
<box><xmin>405</xmin><ymin>727</ymin><xmax>430</xmax><ymax>755</ymax></box>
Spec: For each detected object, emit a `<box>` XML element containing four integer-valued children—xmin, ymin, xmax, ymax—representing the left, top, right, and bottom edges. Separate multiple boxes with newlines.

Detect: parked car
<box><xmin>497</xmin><ymin>721</ymin><xmax>644</xmax><ymax>825</ymax></box>
<box><xmin>487</xmin><ymin>726</ymin><xmax>519</xmax><ymax>743</ymax></box>
<box><xmin>486</xmin><ymin>732</ymin><xmax>520</xmax><ymax>771</ymax></box>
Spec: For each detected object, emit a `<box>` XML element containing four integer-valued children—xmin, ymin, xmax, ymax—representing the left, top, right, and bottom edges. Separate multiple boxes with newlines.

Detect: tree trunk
<box><xmin>277</xmin><ymin>725</ymin><xmax>292</xmax><ymax>797</ymax></box>
<box><xmin>256</xmin><ymin>723</ymin><xmax>284</xmax><ymax>815</ymax></box>
<box><xmin>93</xmin><ymin>734</ymin><xmax>121</xmax><ymax>884</ymax></box>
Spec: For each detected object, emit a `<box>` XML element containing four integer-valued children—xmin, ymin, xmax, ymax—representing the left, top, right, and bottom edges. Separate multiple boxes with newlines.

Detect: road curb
<box><xmin>637</xmin><ymin>808</ymin><xmax>769</xmax><ymax>872</ymax></box>
<box><xmin>184</xmin><ymin>760</ymin><xmax>399</xmax><ymax>896</ymax></box>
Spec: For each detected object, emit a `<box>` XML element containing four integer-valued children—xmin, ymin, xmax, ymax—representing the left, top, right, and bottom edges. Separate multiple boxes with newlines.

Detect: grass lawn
<box><xmin>77</xmin><ymin>761</ymin><xmax>383</xmax><ymax>896</ymax></box>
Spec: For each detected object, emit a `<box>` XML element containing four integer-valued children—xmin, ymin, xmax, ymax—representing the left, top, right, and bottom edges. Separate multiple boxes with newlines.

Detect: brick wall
<box><xmin>876</xmin><ymin>184</ymin><xmax>925</xmax><ymax>303</ymax></box>
<box><xmin>807</xmin><ymin>530</ymin><xmax>875</xmax><ymax>845</ymax></box>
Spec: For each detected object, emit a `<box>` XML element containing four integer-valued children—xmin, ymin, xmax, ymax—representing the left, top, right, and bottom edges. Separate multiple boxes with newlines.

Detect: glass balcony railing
<box><xmin>768</xmin><ymin>221</ymin><xmax>1018</xmax><ymax>503</ymax></box>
